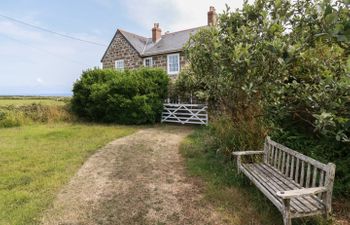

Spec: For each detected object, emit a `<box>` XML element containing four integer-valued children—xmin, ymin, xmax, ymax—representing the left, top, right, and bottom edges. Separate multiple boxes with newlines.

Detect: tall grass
<box><xmin>0</xmin><ymin>104</ymin><xmax>75</xmax><ymax>128</ymax></box>
<box><xmin>209</xmin><ymin>112</ymin><xmax>267</xmax><ymax>156</ymax></box>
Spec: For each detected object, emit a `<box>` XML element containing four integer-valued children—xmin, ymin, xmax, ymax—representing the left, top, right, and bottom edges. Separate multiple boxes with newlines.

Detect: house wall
<box><xmin>151</xmin><ymin>52</ymin><xmax>187</xmax><ymax>76</ymax></box>
<box><xmin>101</xmin><ymin>32</ymin><xmax>143</xmax><ymax>69</ymax></box>
<box><xmin>101</xmin><ymin>31</ymin><xmax>187</xmax><ymax>76</ymax></box>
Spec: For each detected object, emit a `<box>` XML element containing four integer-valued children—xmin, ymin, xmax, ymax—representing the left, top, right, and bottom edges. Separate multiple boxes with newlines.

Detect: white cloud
<box><xmin>121</xmin><ymin>0</ymin><xmax>253</xmax><ymax>35</ymax></box>
<box><xmin>36</xmin><ymin>77</ymin><xmax>44</xmax><ymax>84</ymax></box>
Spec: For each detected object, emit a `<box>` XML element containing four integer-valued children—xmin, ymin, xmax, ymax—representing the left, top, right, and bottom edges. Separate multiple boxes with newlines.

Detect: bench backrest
<box><xmin>263</xmin><ymin>137</ymin><xmax>335</xmax><ymax>192</ymax></box>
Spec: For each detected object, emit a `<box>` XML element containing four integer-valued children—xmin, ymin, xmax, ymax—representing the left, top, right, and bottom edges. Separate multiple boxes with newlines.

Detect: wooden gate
<box><xmin>161</xmin><ymin>103</ymin><xmax>208</xmax><ymax>125</ymax></box>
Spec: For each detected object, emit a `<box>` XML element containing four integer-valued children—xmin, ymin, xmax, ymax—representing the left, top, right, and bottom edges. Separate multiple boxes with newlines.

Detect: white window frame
<box><xmin>143</xmin><ymin>57</ymin><xmax>153</xmax><ymax>67</ymax></box>
<box><xmin>167</xmin><ymin>53</ymin><xmax>180</xmax><ymax>75</ymax></box>
<box><xmin>115</xmin><ymin>59</ymin><xmax>124</xmax><ymax>71</ymax></box>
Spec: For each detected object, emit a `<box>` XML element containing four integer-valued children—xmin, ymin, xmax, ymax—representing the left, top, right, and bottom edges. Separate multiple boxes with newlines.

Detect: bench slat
<box><xmin>290</xmin><ymin>156</ymin><xmax>295</xmax><ymax>180</ymax></box>
<box><xmin>267</xmin><ymin>139</ymin><xmax>329</xmax><ymax>171</ymax></box>
<box><xmin>243</xmin><ymin>163</ymin><xmax>325</xmax><ymax>214</ymax></box>
<box><xmin>240</xmin><ymin>165</ymin><xmax>284</xmax><ymax>212</ymax></box>
<box><xmin>244</xmin><ymin>164</ymin><xmax>306</xmax><ymax>213</ymax></box>
<box><xmin>295</xmin><ymin>158</ymin><xmax>300</xmax><ymax>183</ymax></box>
<box><xmin>253</xmin><ymin>164</ymin><xmax>321</xmax><ymax>213</ymax></box>
<box><xmin>300</xmin><ymin>161</ymin><xmax>305</xmax><ymax>186</ymax></box>
<box><xmin>257</xmin><ymin>164</ymin><xmax>324</xmax><ymax>211</ymax></box>
<box><xmin>306</xmin><ymin>163</ymin><xmax>311</xmax><ymax>188</ymax></box>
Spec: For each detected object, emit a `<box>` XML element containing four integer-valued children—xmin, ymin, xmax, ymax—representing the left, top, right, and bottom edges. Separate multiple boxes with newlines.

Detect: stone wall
<box><xmin>101</xmin><ymin>31</ymin><xmax>143</xmax><ymax>69</ymax></box>
<box><xmin>101</xmin><ymin>31</ymin><xmax>187</xmax><ymax>77</ymax></box>
<box><xmin>151</xmin><ymin>52</ymin><xmax>187</xmax><ymax>77</ymax></box>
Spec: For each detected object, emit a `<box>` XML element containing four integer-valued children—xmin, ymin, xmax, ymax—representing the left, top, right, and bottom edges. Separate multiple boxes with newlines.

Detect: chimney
<box><xmin>152</xmin><ymin>23</ymin><xmax>162</xmax><ymax>43</ymax></box>
<box><xmin>208</xmin><ymin>6</ymin><xmax>217</xmax><ymax>26</ymax></box>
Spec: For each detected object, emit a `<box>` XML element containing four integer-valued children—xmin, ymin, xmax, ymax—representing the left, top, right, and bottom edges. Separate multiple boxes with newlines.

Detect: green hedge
<box><xmin>71</xmin><ymin>68</ymin><xmax>169</xmax><ymax>124</ymax></box>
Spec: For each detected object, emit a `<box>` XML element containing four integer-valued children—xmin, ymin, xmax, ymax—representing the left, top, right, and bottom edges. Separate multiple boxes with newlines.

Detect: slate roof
<box><xmin>102</xmin><ymin>26</ymin><xmax>206</xmax><ymax>61</ymax></box>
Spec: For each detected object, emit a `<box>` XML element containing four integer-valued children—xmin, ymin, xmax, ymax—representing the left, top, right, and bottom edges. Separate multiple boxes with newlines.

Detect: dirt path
<box><xmin>42</xmin><ymin>126</ymin><xmax>227</xmax><ymax>225</ymax></box>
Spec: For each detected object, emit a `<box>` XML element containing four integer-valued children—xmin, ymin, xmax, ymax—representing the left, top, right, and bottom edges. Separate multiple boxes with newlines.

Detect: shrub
<box><xmin>71</xmin><ymin>68</ymin><xmax>169</xmax><ymax>124</ymax></box>
<box><xmin>0</xmin><ymin>110</ymin><xmax>27</xmax><ymax>128</ymax></box>
<box><xmin>180</xmin><ymin>0</ymin><xmax>350</xmax><ymax>196</ymax></box>
<box><xmin>0</xmin><ymin>104</ymin><xmax>74</xmax><ymax>128</ymax></box>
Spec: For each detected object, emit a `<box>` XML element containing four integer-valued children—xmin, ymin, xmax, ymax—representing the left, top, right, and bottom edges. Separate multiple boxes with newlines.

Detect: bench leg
<box><xmin>236</xmin><ymin>155</ymin><xmax>242</xmax><ymax>174</ymax></box>
<box><xmin>282</xmin><ymin>199</ymin><xmax>292</xmax><ymax>225</ymax></box>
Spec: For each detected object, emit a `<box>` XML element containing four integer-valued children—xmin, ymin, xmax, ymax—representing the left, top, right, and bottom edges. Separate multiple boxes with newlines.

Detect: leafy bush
<box><xmin>0</xmin><ymin>110</ymin><xmax>26</xmax><ymax>128</ymax></box>
<box><xmin>71</xmin><ymin>68</ymin><xmax>169</xmax><ymax>124</ymax></box>
<box><xmin>179</xmin><ymin>0</ymin><xmax>350</xmax><ymax>196</ymax></box>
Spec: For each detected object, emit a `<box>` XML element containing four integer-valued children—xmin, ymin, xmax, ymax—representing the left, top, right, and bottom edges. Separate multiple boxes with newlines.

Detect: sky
<box><xmin>0</xmin><ymin>0</ymin><xmax>249</xmax><ymax>96</ymax></box>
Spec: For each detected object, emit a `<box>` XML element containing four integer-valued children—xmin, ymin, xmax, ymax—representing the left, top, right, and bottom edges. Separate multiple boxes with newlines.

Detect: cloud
<box><xmin>121</xmin><ymin>0</ymin><xmax>253</xmax><ymax>34</ymax></box>
<box><xmin>36</xmin><ymin>77</ymin><xmax>44</xmax><ymax>84</ymax></box>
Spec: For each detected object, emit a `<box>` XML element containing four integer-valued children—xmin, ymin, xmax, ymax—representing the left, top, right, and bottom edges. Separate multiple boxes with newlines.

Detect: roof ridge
<box><xmin>118</xmin><ymin>29</ymin><xmax>148</xmax><ymax>40</ymax></box>
<box><xmin>162</xmin><ymin>26</ymin><xmax>207</xmax><ymax>37</ymax></box>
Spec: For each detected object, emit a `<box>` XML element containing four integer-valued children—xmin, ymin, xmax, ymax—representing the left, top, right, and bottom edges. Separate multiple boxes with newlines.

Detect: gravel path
<box><xmin>42</xmin><ymin>126</ymin><xmax>227</xmax><ymax>225</ymax></box>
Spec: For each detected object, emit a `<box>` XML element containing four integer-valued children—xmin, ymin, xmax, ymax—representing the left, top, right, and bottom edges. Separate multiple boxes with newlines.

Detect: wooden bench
<box><xmin>232</xmin><ymin>136</ymin><xmax>336</xmax><ymax>225</ymax></box>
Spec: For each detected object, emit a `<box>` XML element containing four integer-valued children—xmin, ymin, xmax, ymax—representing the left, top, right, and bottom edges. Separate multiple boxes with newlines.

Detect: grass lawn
<box><xmin>0</xmin><ymin>97</ymin><xmax>67</xmax><ymax>106</ymax></box>
<box><xmin>180</xmin><ymin>129</ymin><xmax>329</xmax><ymax>225</ymax></box>
<box><xmin>0</xmin><ymin>123</ymin><xmax>137</xmax><ymax>225</ymax></box>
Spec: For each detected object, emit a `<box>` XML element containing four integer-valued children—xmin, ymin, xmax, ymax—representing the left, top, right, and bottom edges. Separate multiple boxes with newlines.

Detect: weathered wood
<box><xmin>295</xmin><ymin>158</ymin><xmax>300</xmax><ymax>183</ymax></box>
<box><xmin>274</xmin><ymin>146</ymin><xmax>278</xmax><ymax>168</ymax></box>
<box><xmin>290</xmin><ymin>156</ymin><xmax>295</xmax><ymax>179</ymax></box>
<box><xmin>236</xmin><ymin>155</ymin><xmax>242</xmax><ymax>174</ymax></box>
<box><xmin>161</xmin><ymin>103</ymin><xmax>208</xmax><ymax>125</ymax></box>
<box><xmin>276</xmin><ymin>187</ymin><xmax>327</xmax><ymax>199</ymax></box>
<box><xmin>318</xmin><ymin>171</ymin><xmax>325</xmax><ymax>198</ymax></box>
<box><xmin>245</xmin><ymin>163</ymin><xmax>325</xmax><ymax>216</ymax></box>
<box><xmin>312</xmin><ymin>167</ymin><xmax>318</xmax><ymax>187</ymax></box>
<box><xmin>306</xmin><ymin>163</ymin><xmax>311</xmax><ymax>188</ymax></box>
<box><xmin>267</xmin><ymin>139</ymin><xmax>329</xmax><ymax>171</ymax></box>
<box><xmin>278</xmin><ymin>149</ymin><xmax>283</xmax><ymax>171</ymax></box>
<box><xmin>324</xmin><ymin>163</ymin><xmax>336</xmax><ymax>216</ymax></box>
<box><xmin>258</xmin><ymin>164</ymin><xmax>323</xmax><ymax>211</ymax></box>
<box><xmin>283</xmin><ymin>199</ymin><xmax>292</xmax><ymax>225</ymax></box>
<box><xmin>241</xmin><ymin>165</ymin><xmax>285</xmax><ymax>211</ymax></box>
<box><xmin>281</xmin><ymin>151</ymin><xmax>286</xmax><ymax>173</ymax></box>
<box><xmin>300</xmin><ymin>161</ymin><xmax>305</xmax><ymax>187</ymax></box>
<box><xmin>234</xmin><ymin>136</ymin><xmax>336</xmax><ymax>225</ymax></box>
<box><xmin>286</xmin><ymin>154</ymin><xmax>290</xmax><ymax>176</ymax></box>
<box><xmin>252</xmin><ymin>164</ymin><xmax>317</xmax><ymax>212</ymax></box>
<box><xmin>232</xmin><ymin>151</ymin><xmax>264</xmax><ymax>156</ymax></box>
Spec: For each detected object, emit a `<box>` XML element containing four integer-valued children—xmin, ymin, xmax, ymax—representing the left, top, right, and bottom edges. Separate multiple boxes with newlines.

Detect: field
<box><xmin>0</xmin><ymin>97</ymin><xmax>68</xmax><ymax>106</ymax></box>
<box><xmin>0</xmin><ymin>97</ymin><xmax>138</xmax><ymax>225</ymax></box>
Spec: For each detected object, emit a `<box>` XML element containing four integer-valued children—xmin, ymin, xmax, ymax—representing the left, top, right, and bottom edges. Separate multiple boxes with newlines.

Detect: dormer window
<box><xmin>143</xmin><ymin>57</ymin><xmax>153</xmax><ymax>67</ymax></box>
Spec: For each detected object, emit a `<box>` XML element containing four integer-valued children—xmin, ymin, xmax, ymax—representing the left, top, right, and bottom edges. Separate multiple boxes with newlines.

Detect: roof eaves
<box><xmin>142</xmin><ymin>48</ymin><xmax>184</xmax><ymax>57</ymax></box>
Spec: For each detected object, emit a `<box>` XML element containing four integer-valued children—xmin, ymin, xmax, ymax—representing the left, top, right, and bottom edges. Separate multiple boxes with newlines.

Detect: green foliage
<box><xmin>180</xmin><ymin>0</ymin><xmax>350</xmax><ymax>196</ymax></box>
<box><xmin>71</xmin><ymin>68</ymin><xmax>169</xmax><ymax>124</ymax></box>
<box><xmin>0</xmin><ymin>104</ymin><xmax>73</xmax><ymax>128</ymax></box>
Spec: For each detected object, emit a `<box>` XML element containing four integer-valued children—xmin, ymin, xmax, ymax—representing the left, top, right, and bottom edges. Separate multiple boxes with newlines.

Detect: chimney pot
<box><xmin>152</xmin><ymin>23</ymin><xmax>162</xmax><ymax>43</ymax></box>
<box><xmin>208</xmin><ymin>6</ymin><xmax>217</xmax><ymax>26</ymax></box>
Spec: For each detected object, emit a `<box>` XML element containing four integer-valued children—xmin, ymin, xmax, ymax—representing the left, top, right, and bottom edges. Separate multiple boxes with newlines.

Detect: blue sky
<box><xmin>0</xmin><ymin>0</ymin><xmax>248</xmax><ymax>96</ymax></box>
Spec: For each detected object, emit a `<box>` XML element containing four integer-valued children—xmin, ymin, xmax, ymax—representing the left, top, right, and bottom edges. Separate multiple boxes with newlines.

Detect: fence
<box><xmin>161</xmin><ymin>103</ymin><xmax>208</xmax><ymax>125</ymax></box>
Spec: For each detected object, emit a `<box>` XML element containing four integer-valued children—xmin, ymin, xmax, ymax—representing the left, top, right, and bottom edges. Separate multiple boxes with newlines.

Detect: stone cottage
<box><xmin>101</xmin><ymin>6</ymin><xmax>218</xmax><ymax>76</ymax></box>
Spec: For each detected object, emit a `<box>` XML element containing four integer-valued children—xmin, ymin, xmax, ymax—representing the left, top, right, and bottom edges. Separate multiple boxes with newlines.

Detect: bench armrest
<box><xmin>276</xmin><ymin>187</ymin><xmax>327</xmax><ymax>199</ymax></box>
<box><xmin>232</xmin><ymin>151</ymin><xmax>264</xmax><ymax>156</ymax></box>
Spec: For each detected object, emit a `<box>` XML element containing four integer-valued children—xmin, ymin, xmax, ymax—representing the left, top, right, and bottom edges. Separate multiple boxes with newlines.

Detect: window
<box><xmin>115</xmin><ymin>59</ymin><xmax>124</xmax><ymax>71</ymax></box>
<box><xmin>143</xmin><ymin>57</ymin><xmax>153</xmax><ymax>67</ymax></box>
<box><xmin>167</xmin><ymin>54</ymin><xmax>180</xmax><ymax>75</ymax></box>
